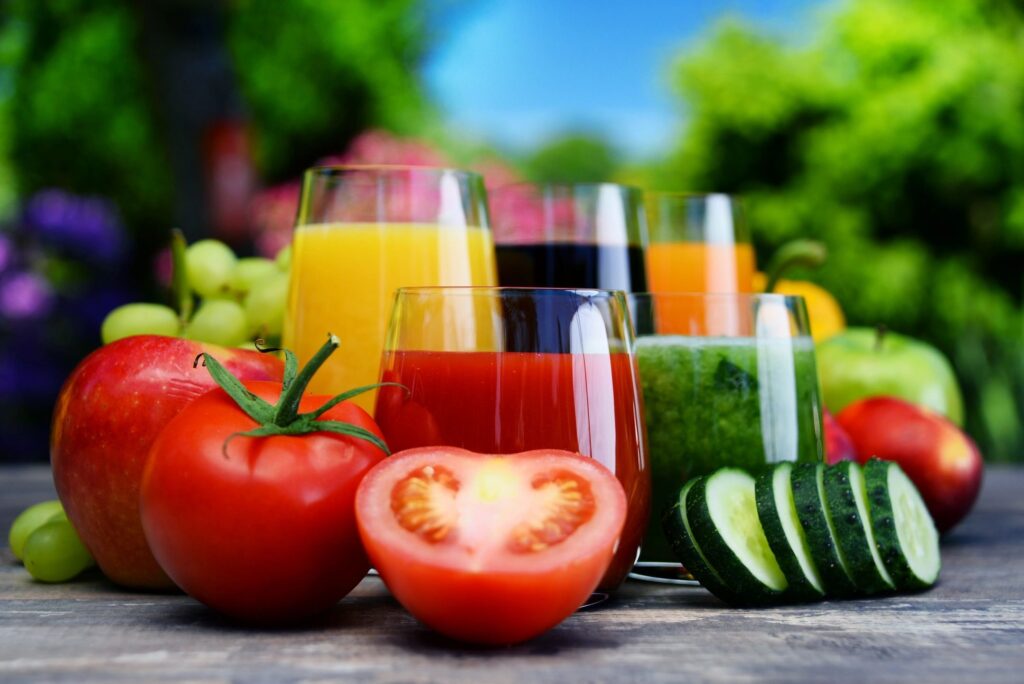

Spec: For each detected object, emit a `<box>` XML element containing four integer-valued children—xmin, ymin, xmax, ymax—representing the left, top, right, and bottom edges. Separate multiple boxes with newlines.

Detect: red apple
<box><xmin>836</xmin><ymin>396</ymin><xmax>983</xmax><ymax>534</ymax></box>
<box><xmin>823</xmin><ymin>409</ymin><xmax>857</xmax><ymax>464</ymax></box>
<box><xmin>51</xmin><ymin>336</ymin><xmax>283</xmax><ymax>589</ymax></box>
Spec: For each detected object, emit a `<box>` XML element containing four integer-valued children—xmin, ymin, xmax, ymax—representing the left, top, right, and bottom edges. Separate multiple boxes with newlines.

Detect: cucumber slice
<box><xmin>864</xmin><ymin>459</ymin><xmax>941</xmax><ymax>590</ymax></box>
<box><xmin>755</xmin><ymin>464</ymin><xmax>825</xmax><ymax>601</ymax></box>
<box><xmin>822</xmin><ymin>462</ymin><xmax>895</xmax><ymax>594</ymax></box>
<box><xmin>790</xmin><ymin>463</ymin><xmax>857</xmax><ymax>597</ymax></box>
<box><xmin>686</xmin><ymin>468</ymin><xmax>787</xmax><ymax>603</ymax></box>
<box><xmin>662</xmin><ymin>478</ymin><xmax>740</xmax><ymax>604</ymax></box>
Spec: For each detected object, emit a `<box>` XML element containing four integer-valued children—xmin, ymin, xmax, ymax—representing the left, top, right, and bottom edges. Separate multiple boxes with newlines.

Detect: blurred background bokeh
<box><xmin>1</xmin><ymin>0</ymin><xmax>1021</xmax><ymax>462</ymax></box>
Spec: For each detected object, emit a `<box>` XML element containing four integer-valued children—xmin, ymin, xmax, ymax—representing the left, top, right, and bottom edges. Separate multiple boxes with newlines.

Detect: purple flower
<box><xmin>0</xmin><ymin>271</ymin><xmax>55</xmax><ymax>320</ymax></box>
<box><xmin>22</xmin><ymin>190</ymin><xmax>126</xmax><ymax>264</ymax></box>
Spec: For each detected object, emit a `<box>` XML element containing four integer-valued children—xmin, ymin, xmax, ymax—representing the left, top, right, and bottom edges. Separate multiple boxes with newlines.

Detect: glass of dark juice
<box><xmin>490</xmin><ymin>183</ymin><xmax>648</xmax><ymax>292</ymax></box>
<box><xmin>374</xmin><ymin>287</ymin><xmax>651</xmax><ymax>593</ymax></box>
<box><xmin>627</xmin><ymin>292</ymin><xmax>824</xmax><ymax>583</ymax></box>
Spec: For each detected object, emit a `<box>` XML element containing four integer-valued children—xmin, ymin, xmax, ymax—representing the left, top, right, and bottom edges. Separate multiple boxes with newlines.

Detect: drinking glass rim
<box><xmin>644</xmin><ymin>191</ymin><xmax>742</xmax><ymax>201</ymax></box>
<box><xmin>490</xmin><ymin>181</ymin><xmax>644</xmax><ymax>195</ymax></box>
<box><xmin>629</xmin><ymin>291</ymin><xmax>804</xmax><ymax>305</ymax></box>
<box><xmin>395</xmin><ymin>285</ymin><xmax>629</xmax><ymax>300</ymax></box>
<box><xmin>304</xmin><ymin>164</ymin><xmax>484</xmax><ymax>181</ymax></box>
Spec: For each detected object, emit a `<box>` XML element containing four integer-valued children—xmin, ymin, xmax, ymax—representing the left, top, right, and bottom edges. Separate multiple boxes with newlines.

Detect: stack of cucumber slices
<box><xmin>662</xmin><ymin>458</ymin><xmax>941</xmax><ymax>605</ymax></box>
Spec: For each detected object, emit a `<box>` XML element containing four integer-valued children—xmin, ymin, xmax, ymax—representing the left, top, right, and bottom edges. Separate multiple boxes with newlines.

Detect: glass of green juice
<box><xmin>628</xmin><ymin>292</ymin><xmax>824</xmax><ymax>582</ymax></box>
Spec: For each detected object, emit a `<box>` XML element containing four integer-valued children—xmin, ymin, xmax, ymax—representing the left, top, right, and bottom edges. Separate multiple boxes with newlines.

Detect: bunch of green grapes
<box><xmin>101</xmin><ymin>239</ymin><xmax>292</xmax><ymax>348</ymax></box>
<box><xmin>8</xmin><ymin>500</ymin><xmax>95</xmax><ymax>583</ymax></box>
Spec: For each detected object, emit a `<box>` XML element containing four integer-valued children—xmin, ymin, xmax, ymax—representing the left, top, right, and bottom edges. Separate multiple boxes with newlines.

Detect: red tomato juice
<box><xmin>374</xmin><ymin>349</ymin><xmax>651</xmax><ymax>590</ymax></box>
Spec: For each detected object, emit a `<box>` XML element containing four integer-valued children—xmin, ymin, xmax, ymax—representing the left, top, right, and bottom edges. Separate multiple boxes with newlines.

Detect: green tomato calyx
<box><xmin>196</xmin><ymin>334</ymin><xmax>400</xmax><ymax>457</ymax></box>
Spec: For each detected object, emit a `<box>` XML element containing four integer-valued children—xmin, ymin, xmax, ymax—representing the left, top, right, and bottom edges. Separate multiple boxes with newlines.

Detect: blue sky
<box><xmin>423</xmin><ymin>0</ymin><xmax>823</xmax><ymax>158</ymax></box>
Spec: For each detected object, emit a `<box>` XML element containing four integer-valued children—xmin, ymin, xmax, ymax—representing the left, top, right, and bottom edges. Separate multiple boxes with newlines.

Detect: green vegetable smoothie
<box><xmin>636</xmin><ymin>335</ymin><xmax>824</xmax><ymax>561</ymax></box>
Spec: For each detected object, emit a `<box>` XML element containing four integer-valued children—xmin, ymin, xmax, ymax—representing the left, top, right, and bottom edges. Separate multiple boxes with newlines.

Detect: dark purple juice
<box><xmin>496</xmin><ymin>242</ymin><xmax>648</xmax><ymax>292</ymax></box>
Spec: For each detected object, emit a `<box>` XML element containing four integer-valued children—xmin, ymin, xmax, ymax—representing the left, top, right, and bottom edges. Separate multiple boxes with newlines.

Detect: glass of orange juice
<box><xmin>644</xmin><ymin>193</ymin><xmax>755</xmax><ymax>335</ymax></box>
<box><xmin>282</xmin><ymin>166</ymin><xmax>497</xmax><ymax>409</ymax></box>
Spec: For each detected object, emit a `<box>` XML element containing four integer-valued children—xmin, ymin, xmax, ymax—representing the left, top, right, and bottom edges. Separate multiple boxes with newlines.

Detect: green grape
<box><xmin>48</xmin><ymin>510</ymin><xmax>69</xmax><ymax>523</ymax></box>
<box><xmin>184</xmin><ymin>299</ymin><xmax>249</xmax><ymax>347</ymax></box>
<box><xmin>8</xmin><ymin>500</ymin><xmax>64</xmax><ymax>561</ymax></box>
<box><xmin>101</xmin><ymin>303</ymin><xmax>180</xmax><ymax>344</ymax></box>
<box><xmin>185</xmin><ymin>239</ymin><xmax>237</xmax><ymax>298</ymax></box>
<box><xmin>275</xmin><ymin>244</ymin><xmax>292</xmax><ymax>272</ymax></box>
<box><xmin>244</xmin><ymin>271</ymin><xmax>289</xmax><ymax>338</ymax></box>
<box><xmin>228</xmin><ymin>257</ymin><xmax>278</xmax><ymax>296</ymax></box>
<box><xmin>23</xmin><ymin>519</ymin><xmax>94</xmax><ymax>583</ymax></box>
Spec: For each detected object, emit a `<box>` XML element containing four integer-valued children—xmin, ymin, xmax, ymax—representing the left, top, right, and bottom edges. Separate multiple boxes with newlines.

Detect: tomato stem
<box><xmin>875</xmin><ymin>324</ymin><xmax>888</xmax><ymax>352</ymax></box>
<box><xmin>273</xmin><ymin>334</ymin><xmax>340</xmax><ymax>426</ymax></box>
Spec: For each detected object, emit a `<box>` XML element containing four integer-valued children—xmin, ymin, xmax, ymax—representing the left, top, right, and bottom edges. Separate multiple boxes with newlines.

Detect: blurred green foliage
<box><xmin>0</xmin><ymin>0</ymin><xmax>430</xmax><ymax>226</ymax></box>
<box><xmin>523</xmin><ymin>134</ymin><xmax>619</xmax><ymax>184</ymax></box>
<box><xmin>2</xmin><ymin>1</ymin><xmax>172</xmax><ymax>226</ymax></box>
<box><xmin>650</xmin><ymin>0</ymin><xmax>1024</xmax><ymax>460</ymax></box>
<box><xmin>228</xmin><ymin>0</ymin><xmax>430</xmax><ymax>181</ymax></box>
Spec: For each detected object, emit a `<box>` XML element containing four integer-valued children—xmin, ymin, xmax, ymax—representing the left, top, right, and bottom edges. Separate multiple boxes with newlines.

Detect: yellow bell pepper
<box><xmin>753</xmin><ymin>273</ymin><xmax>846</xmax><ymax>342</ymax></box>
<box><xmin>756</xmin><ymin>240</ymin><xmax>846</xmax><ymax>343</ymax></box>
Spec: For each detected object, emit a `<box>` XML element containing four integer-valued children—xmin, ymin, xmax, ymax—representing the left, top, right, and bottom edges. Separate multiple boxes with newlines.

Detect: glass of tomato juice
<box><xmin>282</xmin><ymin>166</ymin><xmax>497</xmax><ymax>411</ymax></box>
<box><xmin>373</xmin><ymin>287</ymin><xmax>651</xmax><ymax>591</ymax></box>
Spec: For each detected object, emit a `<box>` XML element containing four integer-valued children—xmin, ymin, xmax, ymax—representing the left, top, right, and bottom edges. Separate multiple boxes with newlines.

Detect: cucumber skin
<box><xmin>864</xmin><ymin>459</ymin><xmax>940</xmax><ymax>591</ymax></box>
<box><xmin>755</xmin><ymin>466</ymin><xmax>824</xmax><ymax>602</ymax></box>
<box><xmin>685</xmin><ymin>470</ymin><xmax>786</xmax><ymax>605</ymax></box>
<box><xmin>822</xmin><ymin>462</ymin><xmax>894</xmax><ymax>595</ymax></box>
<box><xmin>790</xmin><ymin>464</ymin><xmax>858</xmax><ymax>598</ymax></box>
<box><xmin>662</xmin><ymin>481</ymin><xmax>741</xmax><ymax>605</ymax></box>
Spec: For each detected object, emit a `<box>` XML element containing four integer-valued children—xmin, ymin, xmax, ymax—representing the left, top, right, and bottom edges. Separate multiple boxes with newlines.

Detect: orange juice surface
<box><xmin>283</xmin><ymin>223</ymin><xmax>496</xmax><ymax>409</ymax></box>
<box><xmin>646</xmin><ymin>242</ymin><xmax>756</xmax><ymax>334</ymax></box>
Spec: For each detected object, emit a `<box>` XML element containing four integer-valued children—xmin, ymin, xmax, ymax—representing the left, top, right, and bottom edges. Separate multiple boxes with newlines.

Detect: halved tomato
<box><xmin>355</xmin><ymin>447</ymin><xmax>627</xmax><ymax>645</ymax></box>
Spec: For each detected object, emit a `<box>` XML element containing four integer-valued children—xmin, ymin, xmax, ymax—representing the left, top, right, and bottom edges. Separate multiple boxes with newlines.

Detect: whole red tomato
<box><xmin>823</xmin><ymin>409</ymin><xmax>857</xmax><ymax>464</ymax></box>
<box><xmin>140</xmin><ymin>379</ymin><xmax>387</xmax><ymax>623</ymax></box>
<box><xmin>837</xmin><ymin>396</ymin><xmax>983</xmax><ymax>533</ymax></box>
<box><xmin>51</xmin><ymin>335</ymin><xmax>282</xmax><ymax>589</ymax></box>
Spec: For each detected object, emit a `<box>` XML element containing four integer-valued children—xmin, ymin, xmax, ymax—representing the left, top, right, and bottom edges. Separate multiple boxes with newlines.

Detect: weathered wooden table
<box><xmin>1</xmin><ymin>465</ymin><xmax>1021</xmax><ymax>683</ymax></box>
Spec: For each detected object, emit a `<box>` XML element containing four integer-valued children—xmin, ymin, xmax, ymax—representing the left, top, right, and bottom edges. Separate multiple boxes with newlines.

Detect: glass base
<box><xmin>628</xmin><ymin>561</ymin><xmax>701</xmax><ymax>586</ymax></box>
<box><xmin>580</xmin><ymin>592</ymin><xmax>610</xmax><ymax>609</ymax></box>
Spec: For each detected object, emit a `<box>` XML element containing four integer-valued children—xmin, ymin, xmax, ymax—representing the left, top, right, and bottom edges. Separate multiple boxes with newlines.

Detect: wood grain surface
<box><xmin>1</xmin><ymin>465</ymin><xmax>1022</xmax><ymax>683</ymax></box>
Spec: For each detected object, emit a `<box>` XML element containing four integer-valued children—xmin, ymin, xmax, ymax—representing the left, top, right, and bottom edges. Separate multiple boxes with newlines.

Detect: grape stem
<box><xmin>170</xmin><ymin>229</ymin><xmax>193</xmax><ymax>326</ymax></box>
<box><xmin>196</xmin><ymin>333</ymin><xmax>405</xmax><ymax>457</ymax></box>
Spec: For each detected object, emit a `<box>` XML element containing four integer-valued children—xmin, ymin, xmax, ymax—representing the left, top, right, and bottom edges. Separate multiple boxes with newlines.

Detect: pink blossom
<box><xmin>251</xmin><ymin>181</ymin><xmax>301</xmax><ymax>258</ymax></box>
<box><xmin>247</xmin><ymin>129</ymin><xmax>529</xmax><ymax>255</ymax></box>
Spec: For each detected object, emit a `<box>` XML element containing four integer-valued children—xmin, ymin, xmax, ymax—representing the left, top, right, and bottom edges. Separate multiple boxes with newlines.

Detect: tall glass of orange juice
<box><xmin>644</xmin><ymin>193</ymin><xmax>755</xmax><ymax>335</ymax></box>
<box><xmin>283</xmin><ymin>166</ymin><xmax>497</xmax><ymax>409</ymax></box>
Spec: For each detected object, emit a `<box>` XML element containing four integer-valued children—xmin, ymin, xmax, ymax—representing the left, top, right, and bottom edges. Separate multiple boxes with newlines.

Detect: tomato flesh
<box><xmin>356</xmin><ymin>448</ymin><xmax>627</xmax><ymax>644</ymax></box>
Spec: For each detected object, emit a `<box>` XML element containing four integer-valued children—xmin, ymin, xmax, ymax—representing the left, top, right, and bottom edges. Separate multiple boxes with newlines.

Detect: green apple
<box><xmin>817</xmin><ymin>327</ymin><xmax>963</xmax><ymax>426</ymax></box>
